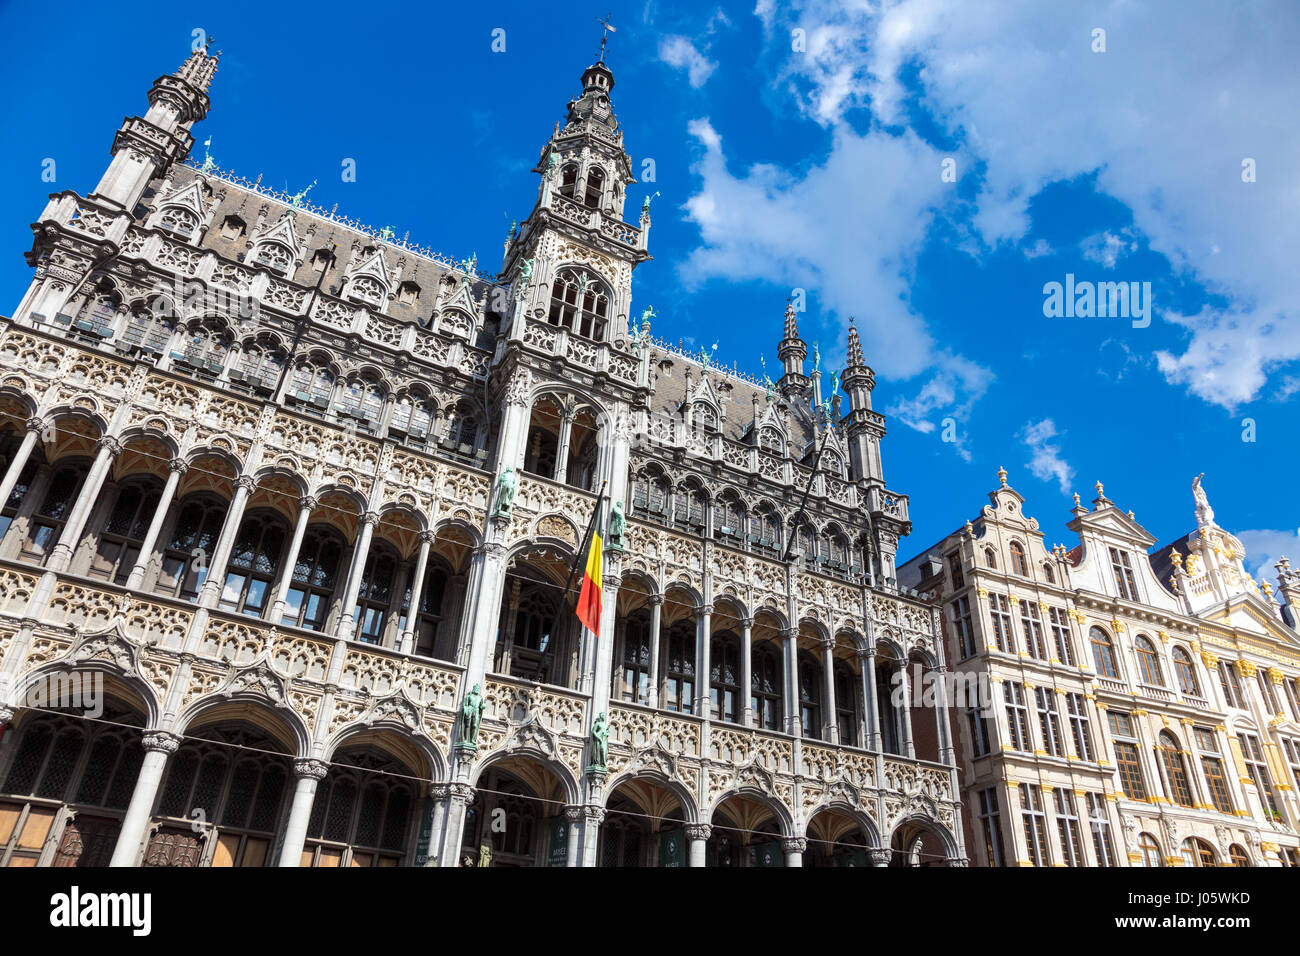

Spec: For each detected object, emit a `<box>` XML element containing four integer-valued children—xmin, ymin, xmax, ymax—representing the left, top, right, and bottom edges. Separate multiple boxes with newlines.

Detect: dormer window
<box><xmin>347</xmin><ymin>274</ymin><xmax>385</xmax><ymax>307</ymax></box>
<box><xmin>548</xmin><ymin>267</ymin><xmax>609</xmax><ymax>339</ymax></box>
<box><xmin>692</xmin><ymin>402</ymin><xmax>718</xmax><ymax>437</ymax></box>
<box><xmin>758</xmin><ymin>426</ymin><xmax>783</xmax><ymax>453</ymax></box>
<box><xmin>220</xmin><ymin>215</ymin><xmax>246</xmax><ymax>240</ymax></box>
<box><xmin>159</xmin><ymin>206</ymin><xmax>200</xmax><ymax>239</ymax></box>
<box><xmin>254</xmin><ymin>241</ymin><xmax>293</xmax><ymax>274</ymax></box>
<box><xmin>397</xmin><ymin>281</ymin><xmax>421</xmax><ymax>305</ymax></box>
<box><xmin>584</xmin><ymin>167</ymin><xmax>605</xmax><ymax>209</ymax></box>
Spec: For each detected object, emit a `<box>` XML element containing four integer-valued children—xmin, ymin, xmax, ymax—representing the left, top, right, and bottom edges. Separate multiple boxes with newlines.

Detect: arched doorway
<box><xmin>806</xmin><ymin>806</ymin><xmax>873</xmax><ymax>867</ymax></box>
<box><xmin>463</xmin><ymin>756</ymin><xmax>570</xmax><ymax>867</ymax></box>
<box><xmin>600</xmin><ymin>776</ymin><xmax>692</xmax><ymax>867</ymax></box>
<box><xmin>707</xmin><ymin>794</ymin><xmax>787</xmax><ymax>867</ymax></box>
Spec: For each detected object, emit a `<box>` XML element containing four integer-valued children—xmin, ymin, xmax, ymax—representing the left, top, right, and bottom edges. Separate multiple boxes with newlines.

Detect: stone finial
<box><xmin>847</xmin><ymin>318</ymin><xmax>864</xmax><ymax>367</ymax></box>
<box><xmin>997</xmin><ymin>465</ymin><xmax>1007</xmax><ymax>488</ymax></box>
<box><xmin>1095</xmin><ymin>480</ymin><xmax>1104</xmax><ymax>498</ymax></box>
<box><xmin>1072</xmin><ymin>492</ymin><xmax>1081</xmax><ymax>508</ymax></box>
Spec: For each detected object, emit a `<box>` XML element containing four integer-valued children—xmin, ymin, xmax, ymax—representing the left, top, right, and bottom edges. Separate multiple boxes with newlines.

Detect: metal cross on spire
<box><xmin>597</xmin><ymin>13</ymin><xmax>617</xmax><ymax>62</ymax></box>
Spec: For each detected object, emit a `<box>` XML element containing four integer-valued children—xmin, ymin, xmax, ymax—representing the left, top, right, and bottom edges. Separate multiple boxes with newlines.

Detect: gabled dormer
<box><xmin>147</xmin><ymin>177</ymin><xmax>209</xmax><ymax>242</ymax></box>
<box><xmin>342</xmin><ymin>247</ymin><xmax>392</xmax><ymax>310</ymax></box>
<box><xmin>247</xmin><ymin>211</ymin><xmax>302</xmax><ymax>277</ymax></box>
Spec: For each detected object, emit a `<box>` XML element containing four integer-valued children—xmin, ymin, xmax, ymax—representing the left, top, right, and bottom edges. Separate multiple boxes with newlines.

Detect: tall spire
<box><xmin>777</xmin><ymin>298</ymin><xmax>808</xmax><ymax>392</ymax></box>
<box><xmin>176</xmin><ymin>39</ymin><xmax>221</xmax><ymax>94</ymax></box>
<box><xmin>846</xmin><ymin>317</ymin><xmax>864</xmax><ymax>367</ymax></box>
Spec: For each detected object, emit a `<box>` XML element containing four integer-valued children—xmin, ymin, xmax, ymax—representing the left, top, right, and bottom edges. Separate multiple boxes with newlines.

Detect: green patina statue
<box><xmin>494</xmin><ymin>465</ymin><xmax>518</xmax><ymax>517</ymax></box>
<box><xmin>517</xmin><ymin>258</ymin><xmax>534</xmax><ymax>287</ymax></box>
<box><xmin>287</xmin><ymin>179</ymin><xmax>317</xmax><ymax>209</ymax></box>
<box><xmin>588</xmin><ymin>711</ymin><xmax>610</xmax><ymax>771</ymax></box>
<box><xmin>609</xmin><ymin>499</ymin><xmax>626</xmax><ymax>545</ymax></box>
<box><xmin>458</xmin><ymin>683</ymin><xmax>486</xmax><ymax>748</ymax></box>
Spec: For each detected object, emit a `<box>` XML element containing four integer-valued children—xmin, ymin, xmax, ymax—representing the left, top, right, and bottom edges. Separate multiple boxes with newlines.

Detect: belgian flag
<box><xmin>575</xmin><ymin>492</ymin><xmax>605</xmax><ymax>637</ymax></box>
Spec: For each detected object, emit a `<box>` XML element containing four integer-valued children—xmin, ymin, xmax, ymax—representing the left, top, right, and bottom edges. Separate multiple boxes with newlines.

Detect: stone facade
<box><xmin>901</xmin><ymin>470</ymin><xmax>1300</xmax><ymax>868</ymax></box>
<box><xmin>0</xmin><ymin>43</ymin><xmax>961</xmax><ymax>867</ymax></box>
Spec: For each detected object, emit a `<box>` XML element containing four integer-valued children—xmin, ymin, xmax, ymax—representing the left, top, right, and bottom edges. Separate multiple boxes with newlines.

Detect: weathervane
<box><xmin>596</xmin><ymin>13</ymin><xmax>617</xmax><ymax>62</ymax></box>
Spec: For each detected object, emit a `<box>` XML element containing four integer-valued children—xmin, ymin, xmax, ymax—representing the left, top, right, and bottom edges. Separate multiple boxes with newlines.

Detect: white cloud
<box><xmin>1236</xmin><ymin>528</ymin><xmax>1300</xmax><ymax>585</ymax></box>
<box><xmin>1023</xmin><ymin>238</ymin><xmax>1053</xmax><ymax>259</ymax></box>
<box><xmin>1079</xmin><ymin>230</ymin><xmax>1136</xmax><ymax>269</ymax></box>
<box><xmin>679</xmin><ymin>116</ymin><xmax>992</xmax><ymax>439</ymax></box>
<box><xmin>747</xmin><ymin>0</ymin><xmax>1300</xmax><ymax>410</ymax></box>
<box><xmin>1019</xmin><ymin>418</ymin><xmax>1073</xmax><ymax>493</ymax></box>
<box><xmin>659</xmin><ymin>35</ymin><xmax>717</xmax><ymax>88</ymax></box>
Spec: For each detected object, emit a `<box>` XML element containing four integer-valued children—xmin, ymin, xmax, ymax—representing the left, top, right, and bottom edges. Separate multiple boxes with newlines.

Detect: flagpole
<box><xmin>563</xmin><ymin>479</ymin><xmax>607</xmax><ymax>609</ymax></box>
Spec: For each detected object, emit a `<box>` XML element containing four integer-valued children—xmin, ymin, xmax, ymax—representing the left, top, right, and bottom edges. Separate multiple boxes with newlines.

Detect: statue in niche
<box><xmin>494</xmin><ymin>466</ymin><xmax>518</xmax><ymax>518</ymax></box>
<box><xmin>458</xmin><ymin>683</ymin><xmax>485</xmax><ymax>749</ymax></box>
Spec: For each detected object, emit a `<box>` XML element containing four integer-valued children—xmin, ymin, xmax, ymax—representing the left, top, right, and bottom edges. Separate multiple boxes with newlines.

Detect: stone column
<box><xmin>197</xmin><ymin>475</ymin><xmax>256</xmax><ymax>608</ymax></box>
<box><xmin>821</xmin><ymin>636</ymin><xmax>838</xmax><ymax>744</ymax></box>
<box><xmin>695</xmin><ymin>603</ymin><xmax>713</xmax><ymax>718</ymax></box>
<box><xmin>277</xmin><ymin>758</ymin><xmax>329</xmax><ymax>867</ymax></box>
<box><xmin>124</xmin><ymin>458</ymin><xmax>187</xmax><ymax>591</ymax></box>
<box><xmin>898</xmin><ymin>662</ymin><xmax>916</xmax><ymax>758</ymax></box>
<box><xmin>425</xmin><ymin>785</ymin><xmax>450</xmax><ymax>867</ymax></box>
<box><xmin>554</xmin><ymin>408</ymin><xmax>574</xmax><ymax>483</ymax></box>
<box><xmin>783</xmin><ymin>836</ymin><xmax>806</xmax><ymax>867</ymax></box>
<box><xmin>269</xmin><ymin>496</ymin><xmax>316</xmax><ymax>624</ymax></box>
<box><xmin>686</xmin><ymin>823</ymin><xmax>711</xmax><ymax>867</ymax></box>
<box><xmin>462</xmin><ymin>541</ymin><xmax>510</xmax><ymax>686</ymax></box>
<box><xmin>740</xmin><ymin>617</ymin><xmax>754</xmax><ymax>727</ymax></box>
<box><xmin>781</xmin><ymin>627</ymin><xmax>799</xmax><ymax>736</ymax></box>
<box><xmin>335</xmin><ymin>511</ymin><xmax>379</xmax><ymax>641</ymax></box>
<box><xmin>859</xmin><ymin>648</ymin><xmax>880</xmax><ymax>750</ymax></box>
<box><xmin>579</xmin><ymin>806</ymin><xmax>604</xmax><ymax>867</ymax></box>
<box><xmin>646</xmin><ymin>594</ymin><xmax>663</xmax><ymax>708</ymax></box>
<box><xmin>437</xmin><ymin>783</ymin><xmax>475</xmax><ymax>867</ymax></box>
<box><xmin>932</xmin><ymin>664</ymin><xmax>956</xmax><ymax>765</ymax></box>
<box><xmin>564</xmin><ymin>805</ymin><xmax>584</xmax><ymax>867</ymax></box>
<box><xmin>109</xmin><ymin>730</ymin><xmax>180</xmax><ymax>867</ymax></box>
<box><xmin>0</xmin><ymin>418</ymin><xmax>44</xmax><ymax>510</ymax></box>
<box><xmin>869</xmin><ymin>847</ymin><xmax>891</xmax><ymax>867</ymax></box>
<box><xmin>400</xmin><ymin>530</ymin><xmax>435</xmax><ymax>654</ymax></box>
<box><xmin>47</xmin><ymin>435</ymin><xmax>121</xmax><ymax>573</ymax></box>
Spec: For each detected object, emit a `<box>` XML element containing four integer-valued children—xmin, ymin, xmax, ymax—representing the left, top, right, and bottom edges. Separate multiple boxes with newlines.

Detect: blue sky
<box><xmin>1</xmin><ymin>0</ymin><xmax>1296</xmax><ymax>581</ymax></box>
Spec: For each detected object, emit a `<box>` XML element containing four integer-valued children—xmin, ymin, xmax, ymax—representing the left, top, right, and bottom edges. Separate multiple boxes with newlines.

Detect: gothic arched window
<box><xmin>123</xmin><ymin>304</ymin><xmax>174</xmax><ymax>355</ymax></box>
<box><xmin>89</xmin><ymin>479</ymin><xmax>161</xmax><ymax>585</ymax></box>
<box><xmin>390</xmin><ymin>394</ymin><xmax>436</xmax><ymax>441</ymax></box>
<box><xmin>798</xmin><ymin>652</ymin><xmax>823</xmax><ymax>740</ymax></box>
<box><xmin>234</xmin><ymin>339</ymin><xmax>285</xmax><ymax>394</ymax></box>
<box><xmin>159</xmin><ymin>206</ymin><xmax>200</xmax><ymax>239</ymax></box>
<box><xmin>584</xmin><ymin>166</ymin><xmax>606</xmax><ymax>209</ymax></box>
<box><xmin>409</xmin><ymin>562</ymin><xmax>448</xmax><ymax>658</ymax></box>
<box><xmin>758</xmin><ymin>426</ymin><xmax>783</xmax><ymax>454</ymax></box>
<box><xmin>752</xmin><ymin>644</ymin><xmax>782</xmax><ymax>731</ymax></box>
<box><xmin>157</xmin><ymin>495</ymin><xmax>226</xmax><ymax>599</ymax></box>
<box><xmin>346</xmin><ymin>274</ymin><xmax>385</xmax><ymax>307</ymax></box>
<box><xmin>673</xmin><ymin>482</ymin><xmax>707</xmax><ymax>533</ymax></box>
<box><xmin>558</xmin><ymin>163</ymin><xmax>579</xmax><ymax>200</ymax></box>
<box><xmin>513</xmin><ymin>585</ymin><xmax>556</xmax><ymax>653</ymax></box>
<box><xmin>750</xmin><ymin>505</ymin><xmax>781</xmax><ymax>556</ymax></box>
<box><xmin>616</xmin><ymin>610</ymin><xmax>652</xmax><ymax>704</ymax></box>
<box><xmin>631</xmin><ymin>469</ymin><xmax>670</xmax><ymax>520</ymax></box>
<box><xmin>709</xmin><ymin>633</ymin><xmax>741</xmax><ymax>724</ymax></box>
<box><xmin>282</xmin><ymin>526</ymin><xmax>344</xmax><ymax>631</ymax></box>
<box><xmin>291</xmin><ymin>361</ymin><xmax>335</xmax><ymax>410</ymax></box>
<box><xmin>983</xmin><ymin>547</ymin><xmax>997</xmax><ymax>569</ymax></box>
<box><xmin>220</xmin><ymin>511</ymin><xmax>288</xmax><ymax>617</ymax></box>
<box><xmin>355</xmin><ymin>545</ymin><xmax>399</xmax><ymax>644</ymax></box>
<box><xmin>835</xmin><ymin>661</ymin><xmax>858</xmax><ymax>743</ymax></box>
<box><xmin>338</xmin><ymin>376</ymin><xmax>386</xmax><ymax>431</ymax></box>
<box><xmin>548</xmin><ymin>267</ymin><xmax>609</xmax><ymax>340</ymax></box>
<box><xmin>663</xmin><ymin>621</ymin><xmax>696</xmax><ymax>714</ymax></box>
<box><xmin>23</xmin><ymin>462</ymin><xmax>88</xmax><ymax>561</ymax></box>
<box><xmin>253</xmin><ymin>241</ymin><xmax>293</xmax><ymax>274</ymax></box>
<box><xmin>713</xmin><ymin>492</ymin><xmax>746</xmax><ymax>545</ymax></box>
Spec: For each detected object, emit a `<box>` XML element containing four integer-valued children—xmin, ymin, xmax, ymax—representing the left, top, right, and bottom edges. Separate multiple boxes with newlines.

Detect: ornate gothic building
<box><xmin>0</xmin><ymin>42</ymin><xmax>960</xmax><ymax>867</ymax></box>
<box><xmin>901</xmin><ymin>471</ymin><xmax>1300</xmax><ymax>867</ymax></box>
